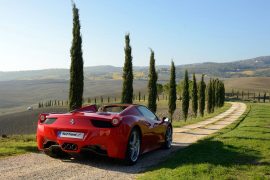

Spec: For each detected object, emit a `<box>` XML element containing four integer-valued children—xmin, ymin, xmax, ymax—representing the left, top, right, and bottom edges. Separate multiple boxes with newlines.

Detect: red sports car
<box><xmin>36</xmin><ymin>104</ymin><xmax>172</xmax><ymax>165</ymax></box>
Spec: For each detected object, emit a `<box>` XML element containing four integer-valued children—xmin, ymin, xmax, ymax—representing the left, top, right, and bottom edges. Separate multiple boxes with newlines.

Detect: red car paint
<box><xmin>36</xmin><ymin>104</ymin><xmax>172</xmax><ymax>159</ymax></box>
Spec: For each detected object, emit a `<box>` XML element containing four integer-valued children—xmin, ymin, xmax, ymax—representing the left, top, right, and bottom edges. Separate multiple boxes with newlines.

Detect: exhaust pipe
<box><xmin>62</xmin><ymin>143</ymin><xmax>78</xmax><ymax>151</ymax></box>
<box><xmin>71</xmin><ymin>144</ymin><xmax>76</xmax><ymax>150</ymax></box>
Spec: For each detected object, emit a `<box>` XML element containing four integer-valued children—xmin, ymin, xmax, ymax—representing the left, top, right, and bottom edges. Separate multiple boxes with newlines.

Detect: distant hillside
<box><xmin>178</xmin><ymin>56</ymin><xmax>270</xmax><ymax>78</ymax></box>
<box><xmin>1</xmin><ymin>56</ymin><xmax>270</xmax><ymax>81</ymax></box>
<box><xmin>0</xmin><ymin>79</ymin><xmax>148</xmax><ymax>112</ymax></box>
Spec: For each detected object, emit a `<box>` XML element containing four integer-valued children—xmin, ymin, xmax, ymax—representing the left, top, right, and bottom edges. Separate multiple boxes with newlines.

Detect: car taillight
<box><xmin>112</xmin><ymin>118</ymin><xmax>120</xmax><ymax>126</ymax></box>
<box><xmin>39</xmin><ymin>114</ymin><xmax>47</xmax><ymax>123</ymax></box>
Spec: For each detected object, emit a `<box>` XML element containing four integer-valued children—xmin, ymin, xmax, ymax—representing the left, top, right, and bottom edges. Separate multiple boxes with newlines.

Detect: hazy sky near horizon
<box><xmin>0</xmin><ymin>0</ymin><xmax>270</xmax><ymax>71</ymax></box>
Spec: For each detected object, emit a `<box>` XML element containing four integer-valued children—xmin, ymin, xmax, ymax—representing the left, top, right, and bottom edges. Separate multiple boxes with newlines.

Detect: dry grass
<box><xmin>224</xmin><ymin>77</ymin><xmax>270</xmax><ymax>92</ymax></box>
<box><xmin>0</xmin><ymin>79</ymin><xmax>148</xmax><ymax>112</ymax></box>
<box><xmin>0</xmin><ymin>107</ymin><xmax>67</xmax><ymax>135</ymax></box>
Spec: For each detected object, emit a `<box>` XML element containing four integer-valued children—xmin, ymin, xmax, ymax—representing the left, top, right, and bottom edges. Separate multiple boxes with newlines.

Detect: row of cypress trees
<box><xmin>207</xmin><ymin>79</ymin><xmax>225</xmax><ymax>113</ymax></box>
<box><xmin>169</xmin><ymin>69</ymin><xmax>225</xmax><ymax>121</ymax></box>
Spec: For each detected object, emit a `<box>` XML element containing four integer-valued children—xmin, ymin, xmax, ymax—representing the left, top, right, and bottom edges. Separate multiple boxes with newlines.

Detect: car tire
<box><xmin>125</xmin><ymin>128</ymin><xmax>141</xmax><ymax>165</ymax></box>
<box><xmin>163</xmin><ymin>126</ymin><xmax>172</xmax><ymax>149</ymax></box>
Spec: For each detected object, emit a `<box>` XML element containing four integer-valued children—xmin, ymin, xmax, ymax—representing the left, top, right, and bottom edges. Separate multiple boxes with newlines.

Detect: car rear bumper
<box><xmin>36</xmin><ymin>124</ymin><xmax>129</xmax><ymax>159</ymax></box>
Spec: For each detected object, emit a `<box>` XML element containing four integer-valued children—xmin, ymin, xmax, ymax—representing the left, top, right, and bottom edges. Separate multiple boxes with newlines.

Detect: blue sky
<box><xmin>0</xmin><ymin>0</ymin><xmax>270</xmax><ymax>71</ymax></box>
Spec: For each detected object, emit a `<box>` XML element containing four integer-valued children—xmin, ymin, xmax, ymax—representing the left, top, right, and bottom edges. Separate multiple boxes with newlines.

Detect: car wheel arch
<box><xmin>130</xmin><ymin>125</ymin><xmax>142</xmax><ymax>142</ymax></box>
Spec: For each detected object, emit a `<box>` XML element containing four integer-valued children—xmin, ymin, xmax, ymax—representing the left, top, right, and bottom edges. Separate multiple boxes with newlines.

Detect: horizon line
<box><xmin>0</xmin><ymin>55</ymin><xmax>269</xmax><ymax>73</ymax></box>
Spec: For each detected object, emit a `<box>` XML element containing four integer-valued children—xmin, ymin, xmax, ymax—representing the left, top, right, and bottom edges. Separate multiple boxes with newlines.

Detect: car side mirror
<box><xmin>162</xmin><ymin>117</ymin><xmax>169</xmax><ymax>123</ymax></box>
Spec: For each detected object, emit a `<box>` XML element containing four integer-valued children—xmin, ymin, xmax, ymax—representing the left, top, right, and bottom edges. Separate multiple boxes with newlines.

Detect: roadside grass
<box><xmin>172</xmin><ymin>103</ymin><xmax>231</xmax><ymax>128</ymax></box>
<box><xmin>138</xmin><ymin>103</ymin><xmax>270</xmax><ymax>179</ymax></box>
<box><xmin>0</xmin><ymin>134</ymin><xmax>37</xmax><ymax>158</ymax></box>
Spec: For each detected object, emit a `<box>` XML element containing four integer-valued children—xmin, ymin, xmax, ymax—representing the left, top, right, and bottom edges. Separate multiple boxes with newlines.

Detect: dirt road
<box><xmin>0</xmin><ymin>102</ymin><xmax>246</xmax><ymax>180</ymax></box>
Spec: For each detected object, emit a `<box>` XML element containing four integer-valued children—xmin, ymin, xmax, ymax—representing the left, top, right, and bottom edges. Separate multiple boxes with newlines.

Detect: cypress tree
<box><xmin>138</xmin><ymin>91</ymin><xmax>141</xmax><ymax>102</ymax></box>
<box><xmin>199</xmin><ymin>74</ymin><xmax>206</xmax><ymax>117</ymax></box>
<box><xmin>258</xmin><ymin>93</ymin><xmax>261</xmax><ymax>102</ymax></box>
<box><xmin>69</xmin><ymin>3</ymin><xmax>84</xmax><ymax>111</ymax></box>
<box><xmin>168</xmin><ymin>61</ymin><xmax>177</xmax><ymax>120</ymax></box>
<box><xmin>147</xmin><ymin>50</ymin><xmax>158</xmax><ymax>112</ymax></box>
<box><xmin>215</xmin><ymin>79</ymin><xmax>220</xmax><ymax>107</ymax></box>
<box><xmin>211</xmin><ymin>80</ymin><xmax>216</xmax><ymax>112</ymax></box>
<box><xmin>101</xmin><ymin>96</ymin><xmax>103</xmax><ymax>103</ymax></box>
<box><xmin>219</xmin><ymin>81</ymin><xmax>225</xmax><ymax>107</ymax></box>
<box><xmin>207</xmin><ymin>79</ymin><xmax>213</xmax><ymax>114</ymax></box>
<box><xmin>263</xmin><ymin>92</ymin><xmax>266</xmax><ymax>103</ymax></box>
<box><xmin>182</xmin><ymin>70</ymin><xmax>189</xmax><ymax>121</ymax></box>
<box><xmin>215</xmin><ymin>80</ymin><xmax>220</xmax><ymax>107</ymax></box>
<box><xmin>211</xmin><ymin>79</ymin><xmax>216</xmax><ymax>112</ymax></box>
<box><xmin>218</xmin><ymin>80</ymin><xmax>223</xmax><ymax>107</ymax></box>
<box><xmin>192</xmin><ymin>73</ymin><xmax>198</xmax><ymax>117</ymax></box>
<box><xmin>121</xmin><ymin>34</ymin><xmax>133</xmax><ymax>104</ymax></box>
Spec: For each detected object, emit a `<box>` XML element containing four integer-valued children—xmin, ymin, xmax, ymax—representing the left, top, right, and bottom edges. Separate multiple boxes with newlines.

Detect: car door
<box><xmin>137</xmin><ymin>106</ymin><xmax>162</xmax><ymax>149</ymax></box>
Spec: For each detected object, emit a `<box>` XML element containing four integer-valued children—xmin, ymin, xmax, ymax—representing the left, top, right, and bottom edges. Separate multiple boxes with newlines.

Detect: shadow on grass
<box><xmin>146</xmin><ymin>139</ymin><xmax>262</xmax><ymax>171</ymax></box>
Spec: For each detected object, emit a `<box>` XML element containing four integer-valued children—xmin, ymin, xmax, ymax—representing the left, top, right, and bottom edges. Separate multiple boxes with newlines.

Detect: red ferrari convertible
<box><xmin>36</xmin><ymin>104</ymin><xmax>172</xmax><ymax>165</ymax></box>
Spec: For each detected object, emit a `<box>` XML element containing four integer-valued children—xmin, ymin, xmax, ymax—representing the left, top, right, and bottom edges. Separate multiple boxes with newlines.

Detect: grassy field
<box><xmin>1</xmin><ymin>77</ymin><xmax>270</xmax><ymax>114</ymax></box>
<box><xmin>0</xmin><ymin>107</ymin><xmax>67</xmax><ymax>135</ymax></box>
<box><xmin>139</xmin><ymin>103</ymin><xmax>270</xmax><ymax>179</ymax></box>
<box><xmin>0</xmin><ymin>79</ymin><xmax>148</xmax><ymax>112</ymax></box>
<box><xmin>0</xmin><ymin>134</ymin><xmax>36</xmax><ymax>158</ymax></box>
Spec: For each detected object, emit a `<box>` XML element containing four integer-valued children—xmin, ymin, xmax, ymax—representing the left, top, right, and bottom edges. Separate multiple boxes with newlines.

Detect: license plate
<box><xmin>58</xmin><ymin>131</ymin><xmax>84</xmax><ymax>139</ymax></box>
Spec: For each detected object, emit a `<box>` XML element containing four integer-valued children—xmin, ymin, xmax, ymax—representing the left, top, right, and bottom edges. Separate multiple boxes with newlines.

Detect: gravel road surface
<box><xmin>0</xmin><ymin>102</ymin><xmax>246</xmax><ymax>180</ymax></box>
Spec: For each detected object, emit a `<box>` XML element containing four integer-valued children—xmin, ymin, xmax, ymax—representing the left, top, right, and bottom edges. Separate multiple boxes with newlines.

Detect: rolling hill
<box><xmin>1</xmin><ymin>56</ymin><xmax>270</xmax><ymax>81</ymax></box>
<box><xmin>0</xmin><ymin>56</ymin><xmax>270</xmax><ymax>113</ymax></box>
